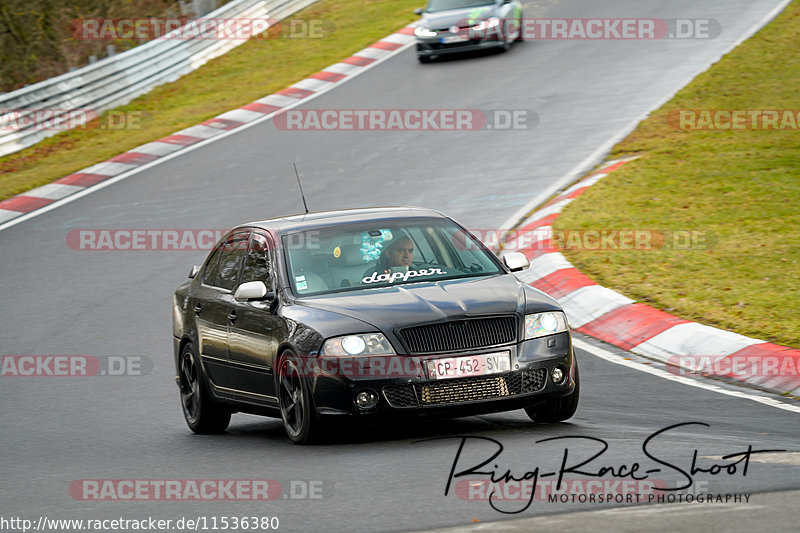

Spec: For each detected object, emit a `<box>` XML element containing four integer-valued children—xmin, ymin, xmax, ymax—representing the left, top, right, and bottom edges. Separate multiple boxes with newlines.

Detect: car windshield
<box><xmin>426</xmin><ymin>0</ymin><xmax>494</xmax><ymax>13</ymax></box>
<box><xmin>283</xmin><ymin>218</ymin><xmax>505</xmax><ymax>296</ymax></box>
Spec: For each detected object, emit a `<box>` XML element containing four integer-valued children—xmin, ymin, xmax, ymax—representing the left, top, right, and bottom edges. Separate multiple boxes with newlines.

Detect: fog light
<box><xmin>551</xmin><ymin>366</ymin><xmax>566</xmax><ymax>385</ymax></box>
<box><xmin>355</xmin><ymin>389</ymin><xmax>378</xmax><ymax>409</ymax></box>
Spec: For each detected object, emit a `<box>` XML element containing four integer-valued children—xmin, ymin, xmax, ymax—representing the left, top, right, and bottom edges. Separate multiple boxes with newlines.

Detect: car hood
<box><xmin>295</xmin><ymin>274</ymin><xmax>555</xmax><ymax>332</ymax></box>
<box><xmin>421</xmin><ymin>5</ymin><xmax>498</xmax><ymax>31</ymax></box>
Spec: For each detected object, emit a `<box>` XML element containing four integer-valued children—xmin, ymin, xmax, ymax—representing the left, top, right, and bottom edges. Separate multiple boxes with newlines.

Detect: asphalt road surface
<box><xmin>1</xmin><ymin>0</ymin><xmax>798</xmax><ymax>532</ymax></box>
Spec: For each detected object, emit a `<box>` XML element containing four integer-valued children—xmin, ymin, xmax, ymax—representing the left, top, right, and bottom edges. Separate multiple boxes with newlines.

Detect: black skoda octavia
<box><xmin>172</xmin><ymin>207</ymin><xmax>578</xmax><ymax>443</ymax></box>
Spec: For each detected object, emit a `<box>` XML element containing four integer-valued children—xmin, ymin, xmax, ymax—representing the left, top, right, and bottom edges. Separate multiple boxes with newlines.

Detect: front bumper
<box><xmin>416</xmin><ymin>33</ymin><xmax>506</xmax><ymax>57</ymax></box>
<box><xmin>309</xmin><ymin>332</ymin><xmax>575</xmax><ymax>419</ymax></box>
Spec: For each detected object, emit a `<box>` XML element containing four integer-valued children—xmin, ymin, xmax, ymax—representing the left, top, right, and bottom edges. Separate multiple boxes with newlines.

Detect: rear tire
<box><xmin>278</xmin><ymin>351</ymin><xmax>321</xmax><ymax>444</ymax></box>
<box><xmin>524</xmin><ymin>361</ymin><xmax>580</xmax><ymax>423</ymax></box>
<box><xmin>179</xmin><ymin>342</ymin><xmax>231</xmax><ymax>434</ymax></box>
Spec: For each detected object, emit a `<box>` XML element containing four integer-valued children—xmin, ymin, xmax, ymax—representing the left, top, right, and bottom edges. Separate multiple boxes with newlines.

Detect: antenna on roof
<box><xmin>293</xmin><ymin>163</ymin><xmax>309</xmax><ymax>215</ymax></box>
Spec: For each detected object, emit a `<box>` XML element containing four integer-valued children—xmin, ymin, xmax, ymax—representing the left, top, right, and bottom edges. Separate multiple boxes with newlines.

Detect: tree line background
<box><xmin>0</xmin><ymin>0</ymin><xmax>222</xmax><ymax>93</ymax></box>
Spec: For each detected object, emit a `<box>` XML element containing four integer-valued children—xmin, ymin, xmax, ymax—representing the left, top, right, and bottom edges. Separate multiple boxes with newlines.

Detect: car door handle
<box><xmin>194</xmin><ymin>304</ymin><xmax>202</xmax><ymax>314</ymax></box>
<box><xmin>228</xmin><ymin>310</ymin><xmax>238</xmax><ymax>322</ymax></box>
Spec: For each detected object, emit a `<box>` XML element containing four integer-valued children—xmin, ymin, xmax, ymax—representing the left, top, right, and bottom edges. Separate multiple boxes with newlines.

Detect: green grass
<box><xmin>555</xmin><ymin>1</ymin><xmax>800</xmax><ymax>347</ymax></box>
<box><xmin>0</xmin><ymin>0</ymin><xmax>418</xmax><ymax>200</ymax></box>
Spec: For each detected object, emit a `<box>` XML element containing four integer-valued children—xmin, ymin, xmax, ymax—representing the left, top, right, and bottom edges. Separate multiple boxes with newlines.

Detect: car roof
<box><xmin>236</xmin><ymin>206</ymin><xmax>449</xmax><ymax>235</ymax></box>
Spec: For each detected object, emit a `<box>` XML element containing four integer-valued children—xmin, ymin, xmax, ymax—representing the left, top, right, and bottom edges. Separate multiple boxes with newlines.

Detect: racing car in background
<box><xmin>414</xmin><ymin>0</ymin><xmax>524</xmax><ymax>62</ymax></box>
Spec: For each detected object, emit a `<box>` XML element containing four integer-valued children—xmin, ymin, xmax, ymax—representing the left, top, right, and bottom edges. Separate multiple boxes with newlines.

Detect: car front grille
<box><xmin>399</xmin><ymin>316</ymin><xmax>517</xmax><ymax>354</ymax></box>
<box><xmin>428</xmin><ymin>41</ymin><xmax>477</xmax><ymax>50</ymax></box>
<box><xmin>382</xmin><ymin>368</ymin><xmax>546</xmax><ymax>408</ymax></box>
<box><xmin>383</xmin><ymin>385</ymin><xmax>419</xmax><ymax>408</ymax></box>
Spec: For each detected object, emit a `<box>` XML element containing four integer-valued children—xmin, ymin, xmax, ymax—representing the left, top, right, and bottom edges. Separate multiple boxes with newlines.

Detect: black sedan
<box><xmin>172</xmin><ymin>207</ymin><xmax>578</xmax><ymax>443</ymax></box>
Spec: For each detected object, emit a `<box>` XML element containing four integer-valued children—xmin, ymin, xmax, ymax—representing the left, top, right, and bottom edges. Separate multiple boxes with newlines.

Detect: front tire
<box><xmin>278</xmin><ymin>351</ymin><xmax>320</xmax><ymax>444</ymax></box>
<box><xmin>179</xmin><ymin>342</ymin><xmax>231</xmax><ymax>434</ymax></box>
<box><xmin>524</xmin><ymin>361</ymin><xmax>580</xmax><ymax>423</ymax></box>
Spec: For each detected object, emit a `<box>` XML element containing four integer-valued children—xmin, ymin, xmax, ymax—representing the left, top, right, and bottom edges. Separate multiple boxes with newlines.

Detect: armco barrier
<box><xmin>0</xmin><ymin>0</ymin><xmax>319</xmax><ymax>158</ymax></box>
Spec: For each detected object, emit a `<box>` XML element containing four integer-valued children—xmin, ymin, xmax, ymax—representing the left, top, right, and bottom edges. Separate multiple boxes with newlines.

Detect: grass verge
<box><xmin>0</xmin><ymin>0</ymin><xmax>418</xmax><ymax>201</ymax></box>
<box><xmin>555</xmin><ymin>1</ymin><xmax>800</xmax><ymax>347</ymax></box>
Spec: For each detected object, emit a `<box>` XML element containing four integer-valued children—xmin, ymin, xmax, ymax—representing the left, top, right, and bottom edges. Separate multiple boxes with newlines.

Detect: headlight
<box><xmin>414</xmin><ymin>26</ymin><xmax>438</xmax><ymax>38</ymax></box>
<box><xmin>322</xmin><ymin>333</ymin><xmax>395</xmax><ymax>356</ymax></box>
<box><xmin>472</xmin><ymin>17</ymin><xmax>500</xmax><ymax>31</ymax></box>
<box><xmin>524</xmin><ymin>311</ymin><xmax>569</xmax><ymax>340</ymax></box>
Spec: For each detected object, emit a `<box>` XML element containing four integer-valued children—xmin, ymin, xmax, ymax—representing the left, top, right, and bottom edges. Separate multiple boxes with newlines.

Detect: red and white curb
<box><xmin>0</xmin><ymin>26</ymin><xmax>417</xmax><ymax>229</ymax></box>
<box><xmin>504</xmin><ymin>159</ymin><xmax>800</xmax><ymax>397</ymax></box>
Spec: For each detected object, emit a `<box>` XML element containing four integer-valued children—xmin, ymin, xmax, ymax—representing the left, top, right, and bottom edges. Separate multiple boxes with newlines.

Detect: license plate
<box><xmin>425</xmin><ymin>352</ymin><xmax>511</xmax><ymax>380</ymax></box>
<box><xmin>441</xmin><ymin>34</ymin><xmax>468</xmax><ymax>44</ymax></box>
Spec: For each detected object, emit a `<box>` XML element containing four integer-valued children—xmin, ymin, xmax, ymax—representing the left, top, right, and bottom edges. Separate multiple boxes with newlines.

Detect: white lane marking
<box><xmin>133</xmin><ymin>141</ymin><xmax>183</xmax><ymax>156</ymax></box>
<box><xmin>356</xmin><ymin>46</ymin><xmax>393</xmax><ymax>59</ymax></box>
<box><xmin>519</xmin><ymin>198</ymin><xmax>574</xmax><ymax>226</ymax></box>
<box><xmin>81</xmin><ymin>161</ymin><xmax>137</xmax><ymax>176</ymax></box>
<box><xmin>176</xmin><ymin>124</ymin><xmax>225</xmax><ymax>139</ymax></box>
<box><xmin>526</xmin><ymin>251</ymin><xmax>573</xmax><ymax>279</ymax></box>
<box><xmin>291</xmin><ymin>77</ymin><xmax>335</xmax><ymax>92</ymax></box>
<box><xmin>499</xmin><ymin>0</ymin><xmax>796</xmax><ymax>233</ymax></box>
<box><xmin>562</xmin><ymin>172</ymin><xmax>607</xmax><ymax>196</ymax></box>
<box><xmin>256</xmin><ymin>93</ymin><xmax>301</xmax><ymax>106</ymax></box>
<box><xmin>0</xmin><ymin>209</ymin><xmax>22</xmax><ymax>223</ymax></box>
<box><xmin>0</xmin><ymin>37</ymin><xmax>416</xmax><ymax>233</ymax></box>
<box><xmin>323</xmin><ymin>62</ymin><xmax>362</xmax><ymax>75</ymax></box>
<box><xmin>598</xmin><ymin>503</ymin><xmax>759</xmax><ymax>516</ymax></box>
<box><xmin>382</xmin><ymin>33</ymin><xmax>415</xmax><ymax>44</ymax></box>
<box><xmin>23</xmin><ymin>183</ymin><xmax>83</xmax><ymax>200</ymax></box>
<box><xmin>559</xmin><ymin>285</ymin><xmax>633</xmax><ymax>328</ymax></box>
<box><xmin>573</xmin><ymin>338</ymin><xmax>800</xmax><ymax>414</ymax></box>
<box><xmin>722</xmin><ymin>452</ymin><xmax>800</xmax><ymax>465</ymax></box>
<box><xmin>214</xmin><ymin>108</ymin><xmax>265</xmax><ymax>123</ymax></box>
<box><xmin>634</xmin><ymin>322</ymin><xmax>764</xmax><ymax>362</ymax></box>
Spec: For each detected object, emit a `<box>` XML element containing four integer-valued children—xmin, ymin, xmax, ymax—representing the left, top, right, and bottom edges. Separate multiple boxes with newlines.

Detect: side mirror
<box><xmin>503</xmin><ymin>252</ymin><xmax>530</xmax><ymax>272</ymax></box>
<box><xmin>188</xmin><ymin>265</ymin><xmax>200</xmax><ymax>279</ymax></box>
<box><xmin>234</xmin><ymin>281</ymin><xmax>272</xmax><ymax>301</ymax></box>
<box><xmin>414</xmin><ymin>7</ymin><xmax>423</xmax><ymax>15</ymax></box>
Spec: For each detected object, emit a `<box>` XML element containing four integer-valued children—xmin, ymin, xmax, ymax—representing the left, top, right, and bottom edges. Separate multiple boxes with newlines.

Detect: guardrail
<box><xmin>0</xmin><ymin>0</ymin><xmax>319</xmax><ymax>158</ymax></box>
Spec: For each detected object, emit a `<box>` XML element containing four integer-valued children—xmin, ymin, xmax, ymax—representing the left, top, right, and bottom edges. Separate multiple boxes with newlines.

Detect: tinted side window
<box><xmin>202</xmin><ymin>248</ymin><xmax>222</xmax><ymax>286</ymax></box>
<box><xmin>212</xmin><ymin>230</ymin><xmax>250</xmax><ymax>290</ymax></box>
<box><xmin>241</xmin><ymin>232</ymin><xmax>272</xmax><ymax>290</ymax></box>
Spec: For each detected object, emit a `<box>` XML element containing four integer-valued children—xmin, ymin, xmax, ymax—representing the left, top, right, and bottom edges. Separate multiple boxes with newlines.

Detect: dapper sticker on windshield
<box><xmin>296</xmin><ymin>280</ymin><xmax>308</xmax><ymax>291</ymax></box>
<box><xmin>295</xmin><ymin>275</ymin><xmax>306</xmax><ymax>282</ymax></box>
<box><xmin>333</xmin><ymin>246</ymin><xmax>341</xmax><ymax>258</ymax></box>
<box><xmin>362</xmin><ymin>268</ymin><xmax>446</xmax><ymax>285</ymax></box>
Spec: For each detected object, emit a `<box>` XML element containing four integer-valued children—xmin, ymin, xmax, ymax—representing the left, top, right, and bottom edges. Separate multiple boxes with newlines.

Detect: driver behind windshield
<box><xmin>365</xmin><ymin>231</ymin><xmax>415</xmax><ymax>277</ymax></box>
